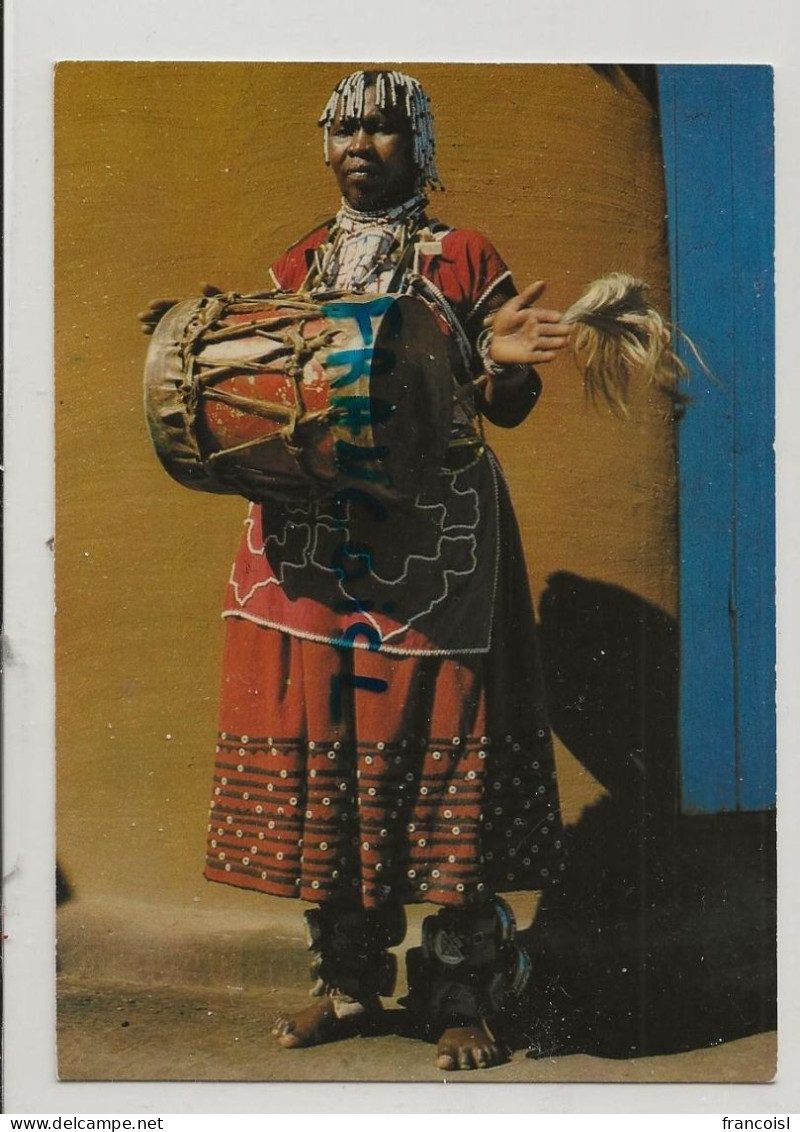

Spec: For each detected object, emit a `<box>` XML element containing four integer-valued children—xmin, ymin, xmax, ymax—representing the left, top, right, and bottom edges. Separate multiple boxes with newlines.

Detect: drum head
<box><xmin>144</xmin><ymin>297</ymin><xmax>238</xmax><ymax>495</ymax></box>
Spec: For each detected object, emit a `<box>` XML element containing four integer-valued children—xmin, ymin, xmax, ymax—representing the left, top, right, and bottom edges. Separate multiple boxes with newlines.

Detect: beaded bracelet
<box><xmin>476</xmin><ymin>327</ymin><xmax>510</xmax><ymax>378</ymax></box>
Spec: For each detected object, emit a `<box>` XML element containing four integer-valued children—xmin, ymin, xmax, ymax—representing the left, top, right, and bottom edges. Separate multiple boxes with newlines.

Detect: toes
<box><xmin>272</xmin><ymin>1011</ymin><xmax>307</xmax><ymax>1048</ymax></box>
<box><xmin>436</xmin><ymin>1026</ymin><xmax>506</xmax><ymax>1072</ymax></box>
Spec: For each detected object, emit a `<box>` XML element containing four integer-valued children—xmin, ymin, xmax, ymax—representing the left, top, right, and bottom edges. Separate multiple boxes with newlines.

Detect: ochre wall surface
<box><xmin>55</xmin><ymin>63</ymin><xmax>675</xmax><ymax>917</ymax></box>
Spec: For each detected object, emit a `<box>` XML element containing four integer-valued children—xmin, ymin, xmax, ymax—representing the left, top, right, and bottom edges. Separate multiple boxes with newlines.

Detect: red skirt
<box><xmin>204</xmin><ymin>486</ymin><xmax>566</xmax><ymax>909</ymax></box>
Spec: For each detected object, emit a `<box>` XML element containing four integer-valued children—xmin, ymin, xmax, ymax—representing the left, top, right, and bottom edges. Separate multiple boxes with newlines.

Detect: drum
<box><xmin>144</xmin><ymin>290</ymin><xmax>455</xmax><ymax>505</ymax></box>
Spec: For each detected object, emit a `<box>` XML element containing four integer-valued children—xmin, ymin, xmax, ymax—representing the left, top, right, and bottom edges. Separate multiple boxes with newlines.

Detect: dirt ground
<box><xmin>57</xmin><ymin>890</ymin><xmax>776</xmax><ymax>1086</ymax></box>
<box><xmin>57</xmin><ymin>976</ymin><xmax>776</xmax><ymax>1085</ymax></box>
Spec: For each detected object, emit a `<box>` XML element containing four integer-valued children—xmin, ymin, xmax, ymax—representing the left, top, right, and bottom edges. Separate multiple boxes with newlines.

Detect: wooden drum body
<box><xmin>144</xmin><ymin>291</ymin><xmax>454</xmax><ymax>505</ymax></box>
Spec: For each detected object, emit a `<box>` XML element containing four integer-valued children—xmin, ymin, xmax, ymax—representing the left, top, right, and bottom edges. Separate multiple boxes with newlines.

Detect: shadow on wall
<box><xmin>503</xmin><ymin>571</ymin><xmax>776</xmax><ymax>1059</ymax></box>
<box><xmin>589</xmin><ymin>64</ymin><xmax>660</xmax><ymax>109</ymax></box>
<box><xmin>57</xmin><ymin>862</ymin><xmax>73</xmax><ymax>906</ymax></box>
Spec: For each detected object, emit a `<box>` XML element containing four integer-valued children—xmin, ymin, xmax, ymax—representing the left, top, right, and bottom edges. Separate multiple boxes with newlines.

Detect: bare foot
<box><xmin>436</xmin><ymin>1023</ymin><xmax>508</xmax><ymax>1071</ymax></box>
<box><xmin>272</xmin><ymin>996</ymin><xmax>378</xmax><ymax>1049</ymax></box>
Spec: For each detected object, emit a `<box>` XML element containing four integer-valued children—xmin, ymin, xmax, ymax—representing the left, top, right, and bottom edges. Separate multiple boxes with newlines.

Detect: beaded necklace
<box><xmin>305</xmin><ymin>193</ymin><xmax>428</xmax><ymax>293</ymax></box>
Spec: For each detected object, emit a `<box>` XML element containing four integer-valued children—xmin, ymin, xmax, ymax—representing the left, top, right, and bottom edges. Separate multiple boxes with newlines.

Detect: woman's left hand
<box><xmin>487</xmin><ymin>281</ymin><xmax>571</xmax><ymax>368</ymax></box>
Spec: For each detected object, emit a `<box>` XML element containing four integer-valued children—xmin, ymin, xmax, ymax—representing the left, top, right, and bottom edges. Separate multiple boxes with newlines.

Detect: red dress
<box><xmin>204</xmin><ymin>223</ymin><xmax>566</xmax><ymax>909</ymax></box>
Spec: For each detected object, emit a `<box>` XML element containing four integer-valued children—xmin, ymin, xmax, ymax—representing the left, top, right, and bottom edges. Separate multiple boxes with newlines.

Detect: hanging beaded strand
<box><xmin>319</xmin><ymin>70</ymin><xmax>443</xmax><ymax>192</ymax></box>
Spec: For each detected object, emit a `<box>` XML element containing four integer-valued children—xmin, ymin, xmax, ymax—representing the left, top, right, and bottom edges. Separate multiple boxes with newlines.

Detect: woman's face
<box><xmin>327</xmin><ymin>84</ymin><xmax>418</xmax><ymax>211</ymax></box>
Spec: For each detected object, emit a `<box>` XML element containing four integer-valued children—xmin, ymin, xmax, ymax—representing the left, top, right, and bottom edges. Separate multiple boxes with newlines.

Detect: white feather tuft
<box><xmin>563</xmin><ymin>272</ymin><xmax>705</xmax><ymax>417</ymax></box>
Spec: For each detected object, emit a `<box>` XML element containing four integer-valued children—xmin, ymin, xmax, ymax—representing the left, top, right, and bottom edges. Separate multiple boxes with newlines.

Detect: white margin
<box><xmin>4</xmin><ymin>0</ymin><xmax>799</xmax><ymax>1116</ymax></box>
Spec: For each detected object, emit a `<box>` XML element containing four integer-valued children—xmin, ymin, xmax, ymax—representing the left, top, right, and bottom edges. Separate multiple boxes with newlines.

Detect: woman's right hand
<box><xmin>137</xmin><ymin>297</ymin><xmax>180</xmax><ymax>336</ymax></box>
<box><xmin>137</xmin><ymin>283</ymin><xmax>223</xmax><ymax>336</ymax></box>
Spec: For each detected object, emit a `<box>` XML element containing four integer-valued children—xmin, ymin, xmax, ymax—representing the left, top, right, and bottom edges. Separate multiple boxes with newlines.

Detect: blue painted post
<box><xmin>659</xmin><ymin>65</ymin><xmax>775</xmax><ymax>813</ymax></box>
<box><xmin>728</xmin><ymin>70</ymin><xmax>776</xmax><ymax>812</ymax></box>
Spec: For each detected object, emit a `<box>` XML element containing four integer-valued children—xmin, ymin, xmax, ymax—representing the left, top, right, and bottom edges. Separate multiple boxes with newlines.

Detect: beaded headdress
<box><xmin>318</xmin><ymin>70</ymin><xmax>443</xmax><ymax>192</ymax></box>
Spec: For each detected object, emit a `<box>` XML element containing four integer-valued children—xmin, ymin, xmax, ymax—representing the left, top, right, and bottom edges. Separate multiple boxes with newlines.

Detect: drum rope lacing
<box><xmin>179</xmin><ymin>295</ymin><xmax>354</xmax><ymax>485</ymax></box>
<box><xmin>178</xmin><ymin>287</ymin><xmax>489</xmax><ymax>489</ymax></box>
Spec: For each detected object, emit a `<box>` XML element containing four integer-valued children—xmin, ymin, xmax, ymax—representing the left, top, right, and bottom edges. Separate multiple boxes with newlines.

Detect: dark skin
<box><xmin>326</xmin><ymin>86</ymin><xmax>419</xmax><ymax>212</ymax></box>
